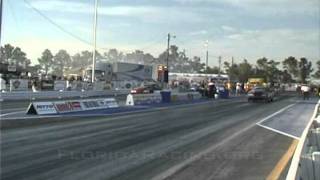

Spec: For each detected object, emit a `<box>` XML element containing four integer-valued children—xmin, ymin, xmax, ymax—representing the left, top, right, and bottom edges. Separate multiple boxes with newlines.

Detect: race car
<box><xmin>130</xmin><ymin>83</ymin><xmax>162</xmax><ymax>94</ymax></box>
<box><xmin>247</xmin><ymin>86</ymin><xmax>275</xmax><ymax>102</ymax></box>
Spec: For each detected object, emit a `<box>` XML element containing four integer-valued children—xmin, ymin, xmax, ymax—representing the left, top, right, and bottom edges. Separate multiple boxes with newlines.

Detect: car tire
<box><xmin>265</xmin><ymin>98</ymin><xmax>269</xmax><ymax>103</ymax></box>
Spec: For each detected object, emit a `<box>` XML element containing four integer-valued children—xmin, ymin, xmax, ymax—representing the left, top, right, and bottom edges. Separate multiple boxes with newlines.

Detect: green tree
<box><xmin>313</xmin><ymin>60</ymin><xmax>320</xmax><ymax>79</ymax></box>
<box><xmin>238</xmin><ymin>59</ymin><xmax>253</xmax><ymax>83</ymax></box>
<box><xmin>224</xmin><ymin>61</ymin><xmax>239</xmax><ymax>82</ymax></box>
<box><xmin>0</xmin><ymin>44</ymin><xmax>15</xmax><ymax>63</ymax></box>
<box><xmin>52</xmin><ymin>50</ymin><xmax>71</xmax><ymax>77</ymax></box>
<box><xmin>298</xmin><ymin>57</ymin><xmax>312</xmax><ymax>83</ymax></box>
<box><xmin>0</xmin><ymin>44</ymin><xmax>30</xmax><ymax>68</ymax></box>
<box><xmin>156</xmin><ymin>45</ymin><xmax>203</xmax><ymax>73</ymax></box>
<box><xmin>202</xmin><ymin>65</ymin><xmax>223</xmax><ymax>74</ymax></box>
<box><xmin>283</xmin><ymin>56</ymin><xmax>299</xmax><ymax>80</ymax></box>
<box><xmin>256</xmin><ymin>58</ymin><xmax>281</xmax><ymax>82</ymax></box>
<box><xmin>281</xmin><ymin>70</ymin><xmax>293</xmax><ymax>83</ymax></box>
<box><xmin>38</xmin><ymin>49</ymin><xmax>53</xmax><ymax>75</ymax></box>
<box><xmin>104</xmin><ymin>49</ymin><xmax>124</xmax><ymax>62</ymax></box>
<box><xmin>71</xmin><ymin>50</ymin><xmax>93</xmax><ymax>69</ymax></box>
<box><xmin>190</xmin><ymin>56</ymin><xmax>205</xmax><ymax>73</ymax></box>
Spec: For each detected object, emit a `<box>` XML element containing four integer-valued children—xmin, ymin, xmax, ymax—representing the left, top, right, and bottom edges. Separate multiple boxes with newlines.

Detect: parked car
<box><xmin>247</xmin><ymin>86</ymin><xmax>275</xmax><ymax>102</ymax></box>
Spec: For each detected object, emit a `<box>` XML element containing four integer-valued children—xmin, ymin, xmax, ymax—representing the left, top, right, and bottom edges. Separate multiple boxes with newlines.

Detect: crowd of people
<box><xmin>170</xmin><ymin>78</ymin><xmax>248</xmax><ymax>99</ymax></box>
<box><xmin>297</xmin><ymin>84</ymin><xmax>320</xmax><ymax>100</ymax></box>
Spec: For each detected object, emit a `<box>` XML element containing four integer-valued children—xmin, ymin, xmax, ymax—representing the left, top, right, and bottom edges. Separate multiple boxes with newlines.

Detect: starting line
<box><xmin>256</xmin><ymin>99</ymin><xmax>318</xmax><ymax>139</ymax></box>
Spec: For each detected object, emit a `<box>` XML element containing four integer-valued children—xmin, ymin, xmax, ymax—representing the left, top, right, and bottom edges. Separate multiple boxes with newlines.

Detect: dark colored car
<box><xmin>130</xmin><ymin>83</ymin><xmax>162</xmax><ymax>94</ymax></box>
<box><xmin>247</xmin><ymin>87</ymin><xmax>275</xmax><ymax>102</ymax></box>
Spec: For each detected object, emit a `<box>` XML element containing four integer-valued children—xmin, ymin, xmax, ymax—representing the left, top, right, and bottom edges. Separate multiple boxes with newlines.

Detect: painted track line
<box><xmin>0</xmin><ymin>111</ymin><xmax>26</xmax><ymax>118</ymax></box>
<box><xmin>256</xmin><ymin>103</ymin><xmax>300</xmax><ymax>139</ymax></box>
<box><xmin>256</xmin><ymin>124</ymin><xmax>300</xmax><ymax>140</ymax></box>
<box><xmin>151</xmin><ymin>103</ymin><xmax>297</xmax><ymax>180</ymax></box>
<box><xmin>266</xmin><ymin>139</ymin><xmax>299</xmax><ymax>180</ymax></box>
<box><xmin>256</xmin><ymin>103</ymin><xmax>296</xmax><ymax>125</ymax></box>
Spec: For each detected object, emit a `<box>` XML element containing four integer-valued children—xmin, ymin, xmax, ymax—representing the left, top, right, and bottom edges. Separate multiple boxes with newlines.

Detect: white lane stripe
<box><xmin>151</xmin><ymin>103</ymin><xmax>297</xmax><ymax>180</ymax></box>
<box><xmin>0</xmin><ymin>111</ymin><xmax>26</xmax><ymax>118</ymax></box>
<box><xmin>0</xmin><ymin>108</ymin><xmax>26</xmax><ymax>115</ymax></box>
<box><xmin>256</xmin><ymin>123</ymin><xmax>300</xmax><ymax>140</ymax></box>
<box><xmin>256</xmin><ymin>103</ymin><xmax>300</xmax><ymax>139</ymax></box>
<box><xmin>256</xmin><ymin>103</ymin><xmax>296</xmax><ymax>125</ymax></box>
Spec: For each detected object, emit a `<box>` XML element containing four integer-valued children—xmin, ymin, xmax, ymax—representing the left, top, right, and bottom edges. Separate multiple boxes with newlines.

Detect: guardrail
<box><xmin>0</xmin><ymin>90</ymin><xmax>130</xmax><ymax>101</ymax></box>
<box><xmin>286</xmin><ymin>100</ymin><xmax>320</xmax><ymax>180</ymax></box>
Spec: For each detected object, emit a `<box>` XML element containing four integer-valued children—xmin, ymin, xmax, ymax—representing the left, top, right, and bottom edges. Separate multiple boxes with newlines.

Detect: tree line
<box><xmin>0</xmin><ymin>43</ymin><xmax>318</xmax><ymax>83</ymax></box>
<box><xmin>223</xmin><ymin>57</ymin><xmax>314</xmax><ymax>84</ymax></box>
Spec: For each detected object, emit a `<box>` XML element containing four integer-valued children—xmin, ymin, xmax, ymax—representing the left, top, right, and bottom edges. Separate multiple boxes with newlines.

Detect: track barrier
<box><xmin>126</xmin><ymin>91</ymin><xmax>202</xmax><ymax>106</ymax></box>
<box><xmin>26</xmin><ymin>98</ymin><xmax>119</xmax><ymax>115</ymax></box>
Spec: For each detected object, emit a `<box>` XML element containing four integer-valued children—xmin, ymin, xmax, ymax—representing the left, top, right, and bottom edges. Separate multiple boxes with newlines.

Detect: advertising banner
<box><xmin>40</xmin><ymin>80</ymin><xmax>54</xmax><ymax>90</ymax></box>
<box><xmin>10</xmin><ymin>79</ymin><xmax>28</xmax><ymax>91</ymax></box>
<box><xmin>26</xmin><ymin>98</ymin><xmax>119</xmax><ymax>115</ymax></box>
<box><xmin>54</xmin><ymin>81</ymin><xmax>66</xmax><ymax>91</ymax></box>
<box><xmin>26</xmin><ymin>102</ymin><xmax>57</xmax><ymax>115</ymax></box>
<box><xmin>54</xmin><ymin>101</ymin><xmax>84</xmax><ymax>113</ymax></box>
<box><xmin>54</xmin><ymin>101</ymin><xmax>73</xmax><ymax>113</ymax></box>
<box><xmin>81</xmin><ymin>100</ymin><xmax>101</xmax><ymax>110</ymax></box>
<box><xmin>126</xmin><ymin>94</ymin><xmax>162</xmax><ymax>106</ymax></box>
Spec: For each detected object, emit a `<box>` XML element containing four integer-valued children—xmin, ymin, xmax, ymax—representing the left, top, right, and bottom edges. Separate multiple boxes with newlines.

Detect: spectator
<box><xmin>208</xmin><ymin>80</ymin><xmax>216</xmax><ymax>99</ymax></box>
<box><xmin>236</xmin><ymin>83</ymin><xmax>241</xmax><ymax>96</ymax></box>
<box><xmin>301</xmin><ymin>84</ymin><xmax>310</xmax><ymax>100</ymax></box>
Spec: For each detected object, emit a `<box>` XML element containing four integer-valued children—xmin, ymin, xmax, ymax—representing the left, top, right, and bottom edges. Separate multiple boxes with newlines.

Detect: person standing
<box><xmin>236</xmin><ymin>83</ymin><xmax>241</xmax><ymax>96</ymax></box>
<box><xmin>301</xmin><ymin>84</ymin><xmax>310</xmax><ymax>100</ymax></box>
<box><xmin>208</xmin><ymin>80</ymin><xmax>216</xmax><ymax>99</ymax></box>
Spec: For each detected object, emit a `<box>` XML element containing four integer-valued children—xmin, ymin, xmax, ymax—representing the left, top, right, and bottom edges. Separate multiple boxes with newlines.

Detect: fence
<box><xmin>0</xmin><ymin>90</ymin><xmax>130</xmax><ymax>101</ymax></box>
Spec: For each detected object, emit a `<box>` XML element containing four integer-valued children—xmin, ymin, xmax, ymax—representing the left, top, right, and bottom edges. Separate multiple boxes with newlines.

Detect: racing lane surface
<box><xmin>0</xmin><ymin>95</ymin><xmax>314</xmax><ymax>180</ymax></box>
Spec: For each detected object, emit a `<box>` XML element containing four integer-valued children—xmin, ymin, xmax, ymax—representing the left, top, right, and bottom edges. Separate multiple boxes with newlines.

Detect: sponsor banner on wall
<box><xmin>81</xmin><ymin>98</ymin><xmax>119</xmax><ymax>110</ymax></box>
<box><xmin>10</xmin><ymin>79</ymin><xmax>29</xmax><ymax>91</ymax></box>
<box><xmin>54</xmin><ymin>101</ymin><xmax>73</xmax><ymax>113</ymax></box>
<box><xmin>81</xmin><ymin>100</ymin><xmax>101</xmax><ymax>110</ymax></box>
<box><xmin>126</xmin><ymin>94</ymin><xmax>162</xmax><ymax>106</ymax></box>
<box><xmin>41</xmin><ymin>80</ymin><xmax>54</xmax><ymax>90</ymax></box>
<box><xmin>26</xmin><ymin>98</ymin><xmax>119</xmax><ymax>115</ymax></box>
<box><xmin>26</xmin><ymin>102</ymin><xmax>57</xmax><ymax>115</ymax></box>
<box><xmin>54</xmin><ymin>81</ymin><xmax>66</xmax><ymax>91</ymax></box>
<box><xmin>171</xmin><ymin>92</ymin><xmax>201</xmax><ymax>102</ymax></box>
<box><xmin>54</xmin><ymin>101</ymin><xmax>84</xmax><ymax>113</ymax></box>
<box><xmin>69</xmin><ymin>101</ymin><xmax>82</xmax><ymax>111</ymax></box>
<box><xmin>104</xmin><ymin>98</ymin><xmax>119</xmax><ymax>108</ymax></box>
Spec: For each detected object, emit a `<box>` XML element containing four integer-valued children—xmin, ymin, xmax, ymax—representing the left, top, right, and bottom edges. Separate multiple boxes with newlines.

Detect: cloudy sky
<box><xmin>1</xmin><ymin>0</ymin><xmax>319</xmax><ymax>66</ymax></box>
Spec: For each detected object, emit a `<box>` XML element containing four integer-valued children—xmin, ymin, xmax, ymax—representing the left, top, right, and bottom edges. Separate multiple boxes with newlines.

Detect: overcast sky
<box><xmin>1</xmin><ymin>0</ymin><xmax>319</xmax><ymax>66</ymax></box>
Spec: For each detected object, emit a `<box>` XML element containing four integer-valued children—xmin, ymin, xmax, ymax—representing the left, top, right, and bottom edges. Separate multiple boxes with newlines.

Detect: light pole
<box><xmin>0</xmin><ymin>0</ymin><xmax>3</xmax><ymax>44</ymax></box>
<box><xmin>204</xmin><ymin>40</ymin><xmax>209</xmax><ymax>73</ymax></box>
<box><xmin>218</xmin><ymin>56</ymin><xmax>222</xmax><ymax>77</ymax></box>
<box><xmin>166</xmin><ymin>33</ymin><xmax>175</xmax><ymax>87</ymax></box>
<box><xmin>91</xmin><ymin>0</ymin><xmax>98</xmax><ymax>83</ymax></box>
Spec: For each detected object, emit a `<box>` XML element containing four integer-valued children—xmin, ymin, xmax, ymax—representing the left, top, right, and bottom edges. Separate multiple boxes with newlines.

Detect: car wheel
<box><xmin>265</xmin><ymin>98</ymin><xmax>269</xmax><ymax>103</ymax></box>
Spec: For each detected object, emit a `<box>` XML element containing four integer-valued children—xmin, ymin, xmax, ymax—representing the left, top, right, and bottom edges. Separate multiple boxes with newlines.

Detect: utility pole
<box><xmin>231</xmin><ymin>56</ymin><xmax>234</xmax><ymax>67</ymax></box>
<box><xmin>230</xmin><ymin>56</ymin><xmax>234</xmax><ymax>83</ymax></box>
<box><xmin>0</xmin><ymin>0</ymin><xmax>3</xmax><ymax>44</ymax></box>
<box><xmin>166</xmin><ymin>33</ymin><xmax>170</xmax><ymax>70</ymax></box>
<box><xmin>91</xmin><ymin>0</ymin><xmax>98</xmax><ymax>83</ymax></box>
<box><xmin>204</xmin><ymin>40</ymin><xmax>209</xmax><ymax>73</ymax></box>
<box><xmin>165</xmin><ymin>33</ymin><xmax>175</xmax><ymax>87</ymax></box>
<box><xmin>218</xmin><ymin>56</ymin><xmax>222</xmax><ymax>77</ymax></box>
